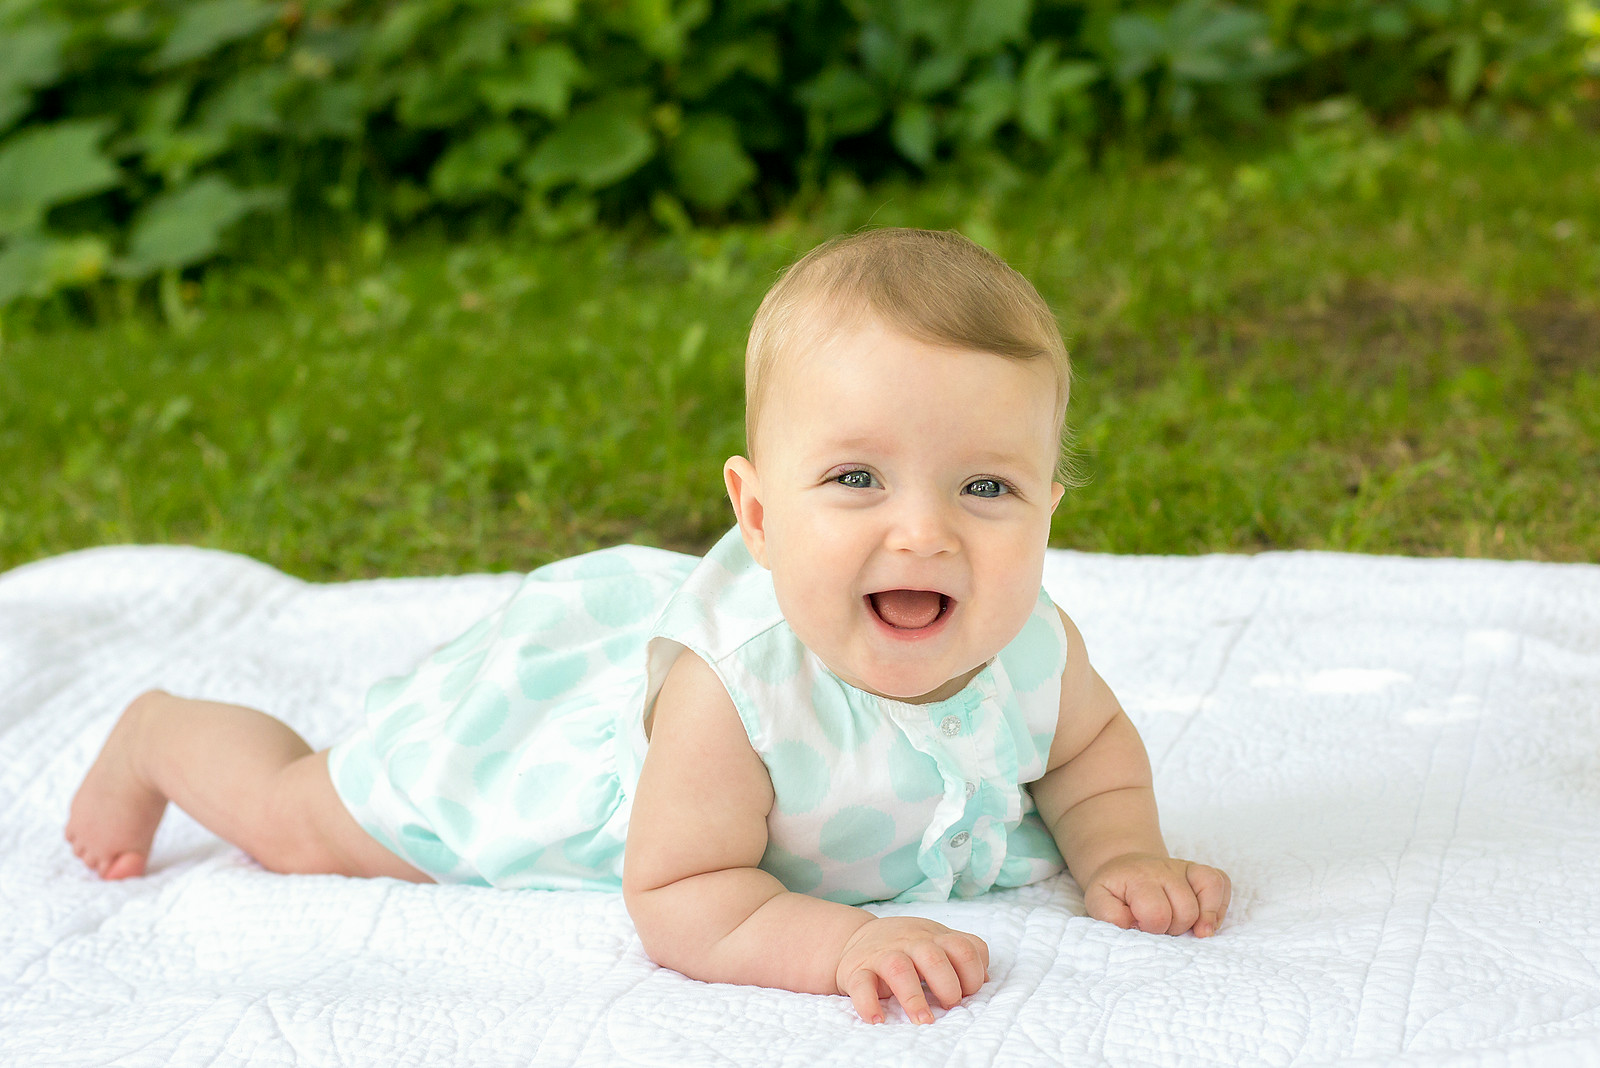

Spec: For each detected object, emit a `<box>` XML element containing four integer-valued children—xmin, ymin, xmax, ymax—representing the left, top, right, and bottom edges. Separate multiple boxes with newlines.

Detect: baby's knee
<box><xmin>124</xmin><ymin>689</ymin><xmax>175</xmax><ymax>720</ymax></box>
<box><xmin>249</xmin><ymin>807</ymin><xmax>346</xmax><ymax>876</ymax></box>
<box><xmin>254</xmin><ymin>836</ymin><xmax>344</xmax><ymax>877</ymax></box>
<box><xmin>253</xmin><ymin>753</ymin><xmax>377</xmax><ymax>878</ymax></box>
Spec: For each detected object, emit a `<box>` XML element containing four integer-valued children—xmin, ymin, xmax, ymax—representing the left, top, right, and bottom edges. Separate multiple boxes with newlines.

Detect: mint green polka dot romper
<box><xmin>328</xmin><ymin>526</ymin><xmax>1069</xmax><ymax>902</ymax></box>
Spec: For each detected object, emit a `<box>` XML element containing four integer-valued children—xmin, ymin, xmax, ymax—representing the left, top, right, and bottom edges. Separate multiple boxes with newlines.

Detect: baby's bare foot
<box><xmin>65</xmin><ymin>691</ymin><xmax>170</xmax><ymax>879</ymax></box>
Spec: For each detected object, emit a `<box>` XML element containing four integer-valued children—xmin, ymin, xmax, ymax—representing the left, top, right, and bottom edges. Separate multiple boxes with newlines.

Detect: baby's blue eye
<box><xmin>966</xmin><ymin>478</ymin><xmax>1009</xmax><ymax>498</ymax></box>
<box><xmin>836</xmin><ymin>470</ymin><xmax>875</xmax><ymax>489</ymax></box>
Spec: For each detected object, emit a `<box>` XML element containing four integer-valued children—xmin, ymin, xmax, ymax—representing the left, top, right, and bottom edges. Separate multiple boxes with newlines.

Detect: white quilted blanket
<box><xmin>3</xmin><ymin>545</ymin><xmax>1599</xmax><ymax>1067</ymax></box>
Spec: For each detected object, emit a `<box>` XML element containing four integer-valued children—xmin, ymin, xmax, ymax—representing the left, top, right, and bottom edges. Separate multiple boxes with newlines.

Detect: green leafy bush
<box><xmin>0</xmin><ymin>0</ymin><xmax>1592</xmax><ymax>310</ymax></box>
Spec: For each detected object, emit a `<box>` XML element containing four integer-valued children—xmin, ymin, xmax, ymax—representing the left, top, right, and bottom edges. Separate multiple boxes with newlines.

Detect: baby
<box><xmin>66</xmin><ymin>227</ymin><xmax>1230</xmax><ymax>1026</ymax></box>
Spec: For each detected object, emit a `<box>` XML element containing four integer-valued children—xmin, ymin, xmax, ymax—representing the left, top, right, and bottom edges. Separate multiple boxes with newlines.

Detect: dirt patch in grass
<box><xmin>1511</xmin><ymin>299</ymin><xmax>1600</xmax><ymax>377</ymax></box>
<box><xmin>1248</xmin><ymin>281</ymin><xmax>1600</xmax><ymax>382</ymax></box>
<box><xmin>1084</xmin><ymin>280</ymin><xmax>1600</xmax><ymax>391</ymax></box>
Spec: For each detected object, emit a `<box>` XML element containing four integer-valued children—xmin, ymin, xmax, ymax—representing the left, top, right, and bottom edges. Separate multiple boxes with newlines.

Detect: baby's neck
<box><xmin>854</xmin><ymin>663</ymin><xmax>984</xmax><ymax>705</ymax></box>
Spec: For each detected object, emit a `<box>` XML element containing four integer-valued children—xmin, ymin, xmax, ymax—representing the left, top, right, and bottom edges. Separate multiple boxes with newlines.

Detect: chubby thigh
<box><xmin>300</xmin><ymin>750</ymin><xmax>434</xmax><ymax>882</ymax></box>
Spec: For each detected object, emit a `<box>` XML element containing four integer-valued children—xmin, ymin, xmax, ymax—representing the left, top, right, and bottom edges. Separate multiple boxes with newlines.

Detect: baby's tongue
<box><xmin>871</xmin><ymin>590</ymin><xmax>943</xmax><ymax>629</ymax></box>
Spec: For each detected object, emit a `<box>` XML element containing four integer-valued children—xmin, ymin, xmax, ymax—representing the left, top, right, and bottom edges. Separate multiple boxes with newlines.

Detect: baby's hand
<box><xmin>836</xmin><ymin>916</ymin><xmax>989</xmax><ymax>1025</ymax></box>
<box><xmin>1083</xmin><ymin>853</ymin><xmax>1231</xmax><ymax>938</ymax></box>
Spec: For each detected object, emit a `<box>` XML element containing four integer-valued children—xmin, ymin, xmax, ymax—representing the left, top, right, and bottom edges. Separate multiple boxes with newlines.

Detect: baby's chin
<box><xmin>844</xmin><ymin>660</ymin><xmax>986</xmax><ymax>705</ymax></box>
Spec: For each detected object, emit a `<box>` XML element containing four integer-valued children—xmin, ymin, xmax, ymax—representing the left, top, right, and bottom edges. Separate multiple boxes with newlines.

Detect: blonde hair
<box><xmin>745</xmin><ymin>228</ymin><xmax>1074</xmax><ymax>482</ymax></box>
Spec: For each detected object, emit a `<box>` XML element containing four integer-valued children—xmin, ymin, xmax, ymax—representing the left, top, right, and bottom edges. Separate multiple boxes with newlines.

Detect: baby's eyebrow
<box><xmin>810</xmin><ymin>434</ymin><xmax>1034</xmax><ymax>458</ymax></box>
<box><xmin>806</xmin><ymin>450</ymin><xmax>1046</xmax><ymax>479</ymax></box>
<box><xmin>801</xmin><ymin>430</ymin><xmax>1049</xmax><ymax>472</ymax></box>
<box><xmin>962</xmin><ymin>448</ymin><xmax>1037</xmax><ymax>467</ymax></box>
<box><xmin>815</xmin><ymin>435</ymin><xmax>885</xmax><ymax>453</ymax></box>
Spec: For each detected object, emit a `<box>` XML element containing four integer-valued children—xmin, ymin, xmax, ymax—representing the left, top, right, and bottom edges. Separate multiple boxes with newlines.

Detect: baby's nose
<box><xmin>886</xmin><ymin>495</ymin><xmax>958</xmax><ymax>556</ymax></box>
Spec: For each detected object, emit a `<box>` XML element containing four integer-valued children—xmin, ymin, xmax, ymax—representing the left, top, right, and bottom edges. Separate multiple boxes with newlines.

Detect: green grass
<box><xmin>3</xmin><ymin>108</ymin><xmax>1598</xmax><ymax>580</ymax></box>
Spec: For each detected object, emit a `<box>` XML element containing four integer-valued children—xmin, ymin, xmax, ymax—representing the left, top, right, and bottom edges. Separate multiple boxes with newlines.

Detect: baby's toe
<box><xmin>104</xmin><ymin>853</ymin><xmax>146</xmax><ymax>880</ymax></box>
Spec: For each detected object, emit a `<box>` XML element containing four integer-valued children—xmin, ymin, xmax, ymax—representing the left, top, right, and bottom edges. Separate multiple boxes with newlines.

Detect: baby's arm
<box><xmin>1028</xmin><ymin>608</ymin><xmax>1231</xmax><ymax>937</ymax></box>
<box><xmin>623</xmin><ymin>650</ymin><xmax>988</xmax><ymax>1024</ymax></box>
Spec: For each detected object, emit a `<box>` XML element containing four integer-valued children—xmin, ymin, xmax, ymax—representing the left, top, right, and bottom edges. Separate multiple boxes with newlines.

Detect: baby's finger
<box><xmin>938</xmin><ymin>933</ymin><xmax>989</xmax><ymax>997</ymax></box>
<box><xmin>1085</xmin><ymin>883</ymin><xmax>1137</xmax><ymax>930</ymax></box>
<box><xmin>878</xmin><ymin>952</ymin><xmax>936</xmax><ymax>1025</ymax></box>
<box><xmin>1125</xmin><ymin>880</ymin><xmax>1173</xmax><ymax>935</ymax></box>
<box><xmin>910</xmin><ymin>946</ymin><xmax>963</xmax><ymax>1010</ymax></box>
<box><xmin>1163</xmin><ymin>879</ymin><xmax>1201</xmax><ymax>936</ymax></box>
<box><xmin>842</xmin><ymin>968</ymin><xmax>885</xmax><ymax>1024</ymax></box>
<box><xmin>1188</xmin><ymin>865</ymin><xmax>1232</xmax><ymax>937</ymax></box>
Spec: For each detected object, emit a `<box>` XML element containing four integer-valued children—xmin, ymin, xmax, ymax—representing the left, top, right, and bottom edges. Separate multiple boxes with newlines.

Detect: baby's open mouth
<box><xmin>868</xmin><ymin>590</ymin><xmax>951</xmax><ymax>630</ymax></box>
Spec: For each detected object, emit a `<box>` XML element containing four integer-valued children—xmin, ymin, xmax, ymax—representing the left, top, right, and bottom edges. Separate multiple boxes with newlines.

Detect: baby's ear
<box><xmin>723</xmin><ymin>456</ymin><xmax>769</xmax><ymax>568</ymax></box>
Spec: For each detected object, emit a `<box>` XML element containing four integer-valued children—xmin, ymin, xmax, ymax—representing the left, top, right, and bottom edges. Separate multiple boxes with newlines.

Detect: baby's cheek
<box><xmin>991</xmin><ymin>584</ymin><xmax>1041</xmax><ymax>641</ymax></box>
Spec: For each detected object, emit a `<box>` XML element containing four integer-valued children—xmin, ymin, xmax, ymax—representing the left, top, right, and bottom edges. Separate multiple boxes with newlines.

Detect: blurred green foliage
<box><xmin>5</xmin><ymin>110</ymin><xmax>1598</xmax><ymax>574</ymax></box>
<box><xmin>0</xmin><ymin>0</ymin><xmax>1594</xmax><ymax>308</ymax></box>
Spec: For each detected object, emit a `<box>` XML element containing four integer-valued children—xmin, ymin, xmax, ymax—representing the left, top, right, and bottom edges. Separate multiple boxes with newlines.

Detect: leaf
<box><xmin>668</xmin><ymin>113</ymin><xmax>757</xmax><ymax>210</ymax></box>
<box><xmin>292</xmin><ymin>81</ymin><xmax>364</xmax><ymax>138</ymax></box>
<box><xmin>676</xmin><ymin>34</ymin><xmax>781</xmax><ymax>98</ymax></box>
<box><xmin>369</xmin><ymin>1</ymin><xmax>434</xmax><ymax>61</ymax></box>
<box><xmin>609</xmin><ymin>0</ymin><xmax>710</xmax><ymax>61</ymax></box>
<box><xmin>122</xmin><ymin>175</ymin><xmax>278</xmax><ymax>275</ymax></box>
<box><xmin>957</xmin><ymin>76</ymin><xmax>1016</xmax><ymax>144</ymax></box>
<box><xmin>890</xmin><ymin>102</ymin><xmax>936</xmax><ymax>167</ymax></box>
<box><xmin>134</xmin><ymin>83</ymin><xmax>191</xmax><ymax>155</ymax></box>
<box><xmin>1107</xmin><ymin>14</ymin><xmax>1167</xmax><ymax>84</ymax></box>
<box><xmin>153</xmin><ymin>0</ymin><xmax>283</xmax><ymax>69</ymax></box>
<box><xmin>0</xmin><ymin>91</ymin><xmax>27</xmax><ymax>134</ymax></box>
<box><xmin>1369</xmin><ymin>6</ymin><xmax>1410</xmax><ymax>41</ymax></box>
<box><xmin>1169</xmin><ymin>50</ymin><xmax>1231</xmax><ymax>84</ymax></box>
<box><xmin>1448</xmin><ymin>33</ymin><xmax>1485</xmax><ymax>103</ymax></box>
<box><xmin>649</xmin><ymin>189</ymin><xmax>693</xmax><ymax>234</ymax></box>
<box><xmin>0</xmin><ymin>238</ymin><xmax>46</xmax><ymax>305</ymax></box>
<box><xmin>197</xmin><ymin>67</ymin><xmax>290</xmax><ymax>134</ymax></box>
<box><xmin>858</xmin><ymin>23</ymin><xmax>908</xmax><ymax>86</ymax></box>
<box><xmin>144</xmin><ymin>128</ymin><xmax>231</xmax><ymax>185</ymax></box>
<box><xmin>292</xmin><ymin>24</ymin><xmax>366</xmax><ymax>70</ymax></box>
<box><xmin>479</xmin><ymin>43</ymin><xmax>586</xmax><ymax>118</ymax></box>
<box><xmin>430</xmin><ymin>122</ymin><xmax>526</xmax><ymax>201</ymax></box>
<box><xmin>796</xmin><ymin>66</ymin><xmax>885</xmax><ymax>138</ymax></box>
<box><xmin>397</xmin><ymin>67</ymin><xmax>477</xmax><ymax>128</ymax></box>
<box><xmin>1019</xmin><ymin>46</ymin><xmax>1099</xmax><ymax>141</ymax></box>
<box><xmin>0</xmin><ymin>19</ymin><xmax>67</xmax><ymax>94</ymax></box>
<box><xmin>0</xmin><ymin>233</ymin><xmax>111</xmax><ymax>305</ymax></box>
<box><xmin>1177</xmin><ymin>3</ymin><xmax>1263</xmax><ymax>54</ymax></box>
<box><xmin>900</xmin><ymin>2</ymin><xmax>960</xmax><ymax>48</ymax></box>
<box><xmin>1170</xmin><ymin>81</ymin><xmax>1197</xmax><ymax>123</ymax></box>
<box><xmin>134</xmin><ymin>80</ymin><xmax>231</xmax><ymax>184</ymax></box>
<box><xmin>445</xmin><ymin>10</ymin><xmax>514</xmax><ymax>72</ymax></box>
<box><xmin>1170</xmin><ymin>3</ymin><xmax>1288</xmax><ymax>83</ymax></box>
<box><xmin>522</xmin><ymin>0</ymin><xmax>579</xmax><ymax>25</ymax></box>
<box><xmin>962</xmin><ymin>0</ymin><xmax>1032</xmax><ymax>55</ymax></box>
<box><xmin>520</xmin><ymin>94</ymin><xmax>655</xmax><ymax>190</ymax></box>
<box><xmin>523</xmin><ymin>189</ymin><xmax>597</xmax><ymax>238</ymax></box>
<box><xmin>908</xmin><ymin>50</ymin><xmax>968</xmax><ymax>97</ymax></box>
<box><xmin>0</xmin><ymin>121</ymin><xmax>120</xmax><ymax>237</ymax></box>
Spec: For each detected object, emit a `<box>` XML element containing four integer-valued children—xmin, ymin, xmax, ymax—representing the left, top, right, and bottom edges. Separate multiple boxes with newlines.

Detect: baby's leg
<box><xmin>65</xmin><ymin>690</ymin><xmax>429</xmax><ymax>882</ymax></box>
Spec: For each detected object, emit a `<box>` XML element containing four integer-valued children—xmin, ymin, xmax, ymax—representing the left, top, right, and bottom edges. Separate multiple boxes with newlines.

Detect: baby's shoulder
<box><xmin>643</xmin><ymin>646</ymin><xmax>740</xmax><ymax>742</ymax></box>
<box><xmin>1051</xmin><ymin>601</ymin><xmax>1084</xmax><ymax>647</ymax></box>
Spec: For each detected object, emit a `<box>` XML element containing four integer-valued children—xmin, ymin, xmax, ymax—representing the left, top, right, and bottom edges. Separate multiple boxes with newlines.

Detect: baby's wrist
<box><xmin>835</xmin><ymin>912</ymin><xmax>879</xmax><ymax>956</ymax></box>
<box><xmin>1071</xmin><ymin>843</ymin><xmax>1170</xmax><ymax>887</ymax></box>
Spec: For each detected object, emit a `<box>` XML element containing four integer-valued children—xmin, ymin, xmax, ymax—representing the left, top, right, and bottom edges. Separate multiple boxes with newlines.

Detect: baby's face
<box><xmin>726</xmin><ymin>318</ymin><xmax>1064</xmax><ymax>703</ymax></box>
